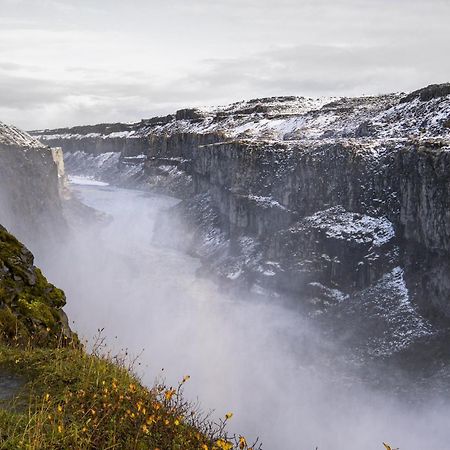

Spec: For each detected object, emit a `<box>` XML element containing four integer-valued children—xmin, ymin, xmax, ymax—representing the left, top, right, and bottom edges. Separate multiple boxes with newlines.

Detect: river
<box><xmin>36</xmin><ymin>177</ymin><xmax>450</xmax><ymax>450</ymax></box>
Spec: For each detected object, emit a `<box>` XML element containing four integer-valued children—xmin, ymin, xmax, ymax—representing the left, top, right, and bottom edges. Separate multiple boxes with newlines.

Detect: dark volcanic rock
<box><xmin>400</xmin><ymin>83</ymin><xmax>450</xmax><ymax>103</ymax></box>
<box><xmin>175</xmin><ymin>108</ymin><xmax>205</xmax><ymax>121</ymax></box>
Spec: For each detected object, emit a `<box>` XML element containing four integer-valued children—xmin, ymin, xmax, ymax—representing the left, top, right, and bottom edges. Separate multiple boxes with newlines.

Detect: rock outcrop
<box><xmin>32</xmin><ymin>84</ymin><xmax>450</xmax><ymax>354</ymax></box>
<box><xmin>0</xmin><ymin>224</ymin><xmax>73</xmax><ymax>346</ymax></box>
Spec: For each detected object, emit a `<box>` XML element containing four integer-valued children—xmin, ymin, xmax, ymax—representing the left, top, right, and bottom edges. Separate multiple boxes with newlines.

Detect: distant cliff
<box><xmin>32</xmin><ymin>84</ymin><xmax>450</xmax><ymax>351</ymax></box>
<box><xmin>0</xmin><ymin>121</ymin><xmax>66</xmax><ymax>246</ymax></box>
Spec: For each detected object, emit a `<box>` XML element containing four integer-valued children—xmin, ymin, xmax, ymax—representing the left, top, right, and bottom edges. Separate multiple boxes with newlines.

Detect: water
<box><xmin>0</xmin><ymin>371</ymin><xmax>23</xmax><ymax>402</ymax></box>
<box><xmin>36</xmin><ymin>179</ymin><xmax>450</xmax><ymax>450</ymax></box>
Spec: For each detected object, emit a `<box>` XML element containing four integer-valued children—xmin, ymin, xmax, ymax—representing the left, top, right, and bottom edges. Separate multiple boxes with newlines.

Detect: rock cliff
<box><xmin>32</xmin><ymin>84</ymin><xmax>450</xmax><ymax>355</ymax></box>
<box><xmin>0</xmin><ymin>121</ymin><xmax>74</xmax><ymax>346</ymax></box>
<box><xmin>0</xmin><ymin>121</ymin><xmax>66</xmax><ymax>246</ymax></box>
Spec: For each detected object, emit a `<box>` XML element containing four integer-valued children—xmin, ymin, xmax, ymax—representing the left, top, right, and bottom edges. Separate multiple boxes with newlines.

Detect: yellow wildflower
<box><xmin>164</xmin><ymin>389</ymin><xmax>175</xmax><ymax>401</ymax></box>
<box><xmin>215</xmin><ymin>439</ymin><xmax>233</xmax><ymax>450</ymax></box>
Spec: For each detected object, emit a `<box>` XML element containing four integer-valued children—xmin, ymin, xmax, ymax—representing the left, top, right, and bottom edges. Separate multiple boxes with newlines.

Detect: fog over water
<box><xmin>35</xmin><ymin>179</ymin><xmax>450</xmax><ymax>450</ymax></box>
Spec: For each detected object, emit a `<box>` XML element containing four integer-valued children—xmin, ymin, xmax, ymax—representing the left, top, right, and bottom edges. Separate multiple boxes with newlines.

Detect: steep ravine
<box><xmin>32</xmin><ymin>84</ymin><xmax>450</xmax><ymax>360</ymax></box>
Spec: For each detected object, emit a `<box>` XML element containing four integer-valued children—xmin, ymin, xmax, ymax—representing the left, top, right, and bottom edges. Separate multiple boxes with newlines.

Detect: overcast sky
<box><xmin>0</xmin><ymin>0</ymin><xmax>449</xmax><ymax>129</ymax></box>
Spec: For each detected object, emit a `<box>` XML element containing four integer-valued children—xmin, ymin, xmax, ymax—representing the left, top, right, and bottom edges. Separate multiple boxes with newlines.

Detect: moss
<box><xmin>0</xmin><ymin>306</ymin><xmax>30</xmax><ymax>344</ymax></box>
<box><xmin>31</xmin><ymin>268</ymin><xmax>66</xmax><ymax>308</ymax></box>
<box><xmin>16</xmin><ymin>299</ymin><xmax>57</xmax><ymax>328</ymax></box>
<box><xmin>0</xmin><ymin>225</ymin><xmax>73</xmax><ymax>348</ymax></box>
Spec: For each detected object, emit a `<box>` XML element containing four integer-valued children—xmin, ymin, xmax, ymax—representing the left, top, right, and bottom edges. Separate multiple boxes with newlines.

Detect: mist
<box><xmin>33</xmin><ymin>179</ymin><xmax>450</xmax><ymax>450</ymax></box>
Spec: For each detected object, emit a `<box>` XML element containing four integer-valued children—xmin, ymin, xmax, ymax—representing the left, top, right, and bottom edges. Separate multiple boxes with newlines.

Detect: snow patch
<box><xmin>68</xmin><ymin>175</ymin><xmax>109</xmax><ymax>186</ymax></box>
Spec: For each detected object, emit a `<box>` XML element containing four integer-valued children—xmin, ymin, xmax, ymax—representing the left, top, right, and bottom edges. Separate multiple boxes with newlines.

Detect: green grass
<box><xmin>0</xmin><ymin>341</ymin><xmax>255</xmax><ymax>450</ymax></box>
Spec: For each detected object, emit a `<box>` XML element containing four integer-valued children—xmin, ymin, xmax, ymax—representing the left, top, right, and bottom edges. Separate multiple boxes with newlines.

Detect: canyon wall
<box><xmin>32</xmin><ymin>85</ymin><xmax>450</xmax><ymax>331</ymax></box>
<box><xmin>0</xmin><ymin>122</ymin><xmax>66</xmax><ymax>246</ymax></box>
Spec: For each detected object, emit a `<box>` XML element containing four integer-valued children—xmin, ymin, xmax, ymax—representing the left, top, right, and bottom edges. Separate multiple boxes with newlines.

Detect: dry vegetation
<box><xmin>0</xmin><ymin>338</ymin><xmax>258</xmax><ymax>450</ymax></box>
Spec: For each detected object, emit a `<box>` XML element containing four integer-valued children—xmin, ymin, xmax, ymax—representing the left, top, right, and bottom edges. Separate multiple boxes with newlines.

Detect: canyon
<box><xmin>1</xmin><ymin>83</ymin><xmax>450</xmax><ymax>449</ymax></box>
<box><xmin>31</xmin><ymin>83</ymin><xmax>450</xmax><ymax>361</ymax></box>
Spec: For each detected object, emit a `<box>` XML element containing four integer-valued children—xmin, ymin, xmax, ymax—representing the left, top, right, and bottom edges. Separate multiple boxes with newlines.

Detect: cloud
<box><xmin>0</xmin><ymin>0</ymin><xmax>449</xmax><ymax>128</ymax></box>
<box><xmin>178</xmin><ymin>40</ymin><xmax>449</xmax><ymax>100</ymax></box>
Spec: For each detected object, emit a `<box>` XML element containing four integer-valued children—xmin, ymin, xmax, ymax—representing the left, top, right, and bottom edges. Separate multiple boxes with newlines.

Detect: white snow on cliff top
<box><xmin>0</xmin><ymin>121</ymin><xmax>46</xmax><ymax>149</ymax></box>
<box><xmin>35</xmin><ymin>88</ymin><xmax>450</xmax><ymax>144</ymax></box>
<box><xmin>142</xmin><ymin>92</ymin><xmax>449</xmax><ymax>142</ymax></box>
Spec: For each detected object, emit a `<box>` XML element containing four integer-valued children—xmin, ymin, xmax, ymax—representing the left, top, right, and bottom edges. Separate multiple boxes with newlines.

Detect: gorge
<box><xmin>1</xmin><ymin>83</ymin><xmax>450</xmax><ymax>450</ymax></box>
<box><xmin>33</xmin><ymin>83</ymin><xmax>450</xmax><ymax>349</ymax></box>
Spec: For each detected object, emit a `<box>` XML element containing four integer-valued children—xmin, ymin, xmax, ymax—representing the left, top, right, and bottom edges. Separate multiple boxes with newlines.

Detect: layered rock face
<box><xmin>0</xmin><ymin>122</ymin><xmax>66</xmax><ymax>246</ymax></box>
<box><xmin>33</xmin><ymin>84</ymin><xmax>450</xmax><ymax>354</ymax></box>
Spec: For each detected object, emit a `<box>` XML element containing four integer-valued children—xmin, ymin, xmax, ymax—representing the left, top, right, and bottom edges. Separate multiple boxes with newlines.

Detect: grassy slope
<box><xmin>0</xmin><ymin>226</ymin><xmax>251</xmax><ymax>449</ymax></box>
<box><xmin>0</xmin><ymin>344</ymin><xmax>246</xmax><ymax>450</ymax></box>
